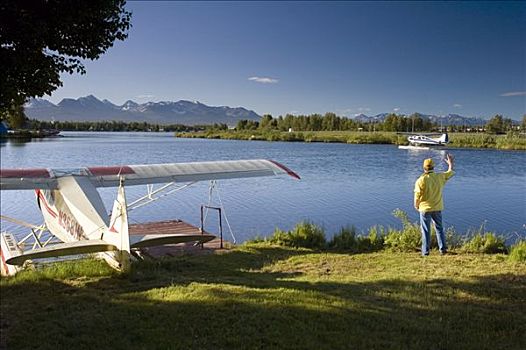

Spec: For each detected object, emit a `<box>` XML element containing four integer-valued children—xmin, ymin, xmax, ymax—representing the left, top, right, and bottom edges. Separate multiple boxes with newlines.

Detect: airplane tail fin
<box><xmin>101</xmin><ymin>179</ymin><xmax>131</xmax><ymax>272</ymax></box>
<box><xmin>439</xmin><ymin>133</ymin><xmax>449</xmax><ymax>144</ymax></box>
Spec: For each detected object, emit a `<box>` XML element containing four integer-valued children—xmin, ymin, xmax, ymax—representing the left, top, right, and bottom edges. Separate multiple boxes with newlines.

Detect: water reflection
<box><xmin>0</xmin><ymin>136</ymin><xmax>60</xmax><ymax>147</ymax></box>
<box><xmin>8</xmin><ymin>137</ymin><xmax>33</xmax><ymax>147</ymax></box>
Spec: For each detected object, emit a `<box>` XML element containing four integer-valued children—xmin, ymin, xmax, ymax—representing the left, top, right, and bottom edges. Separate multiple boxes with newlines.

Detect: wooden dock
<box><xmin>129</xmin><ymin>219</ymin><xmax>231</xmax><ymax>258</ymax></box>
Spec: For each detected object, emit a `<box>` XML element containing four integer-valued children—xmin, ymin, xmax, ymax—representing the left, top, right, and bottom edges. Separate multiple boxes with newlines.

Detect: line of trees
<box><xmin>237</xmin><ymin>113</ymin><xmax>378</xmax><ymax>132</ymax></box>
<box><xmin>28</xmin><ymin>120</ymin><xmax>228</xmax><ymax>132</ymax></box>
<box><xmin>235</xmin><ymin>113</ymin><xmax>524</xmax><ymax>134</ymax></box>
<box><xmin>236</xmin><ymin>113</ymin><xmax>443</xmax><ymax>133</ymax></box>
<box><xmin>485</xmin><ymin>115</ymin><xmax>519</xmax><ymax>134</ymax></box>
<box><xmin>235</xmin><ymin>113</ymin><xmax>442</xmax><ymax>133</ymax></box>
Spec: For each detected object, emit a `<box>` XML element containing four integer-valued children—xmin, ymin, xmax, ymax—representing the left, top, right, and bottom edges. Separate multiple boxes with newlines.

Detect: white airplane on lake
<box><xmin>0</xmin><ymin>159</ymin><xmax>300</xmax><ymax>276</ymax></box>
<box><xmin>399</xmin><ymin>133</ymin><xmax>449</xmax><ymax>150</ymax></box>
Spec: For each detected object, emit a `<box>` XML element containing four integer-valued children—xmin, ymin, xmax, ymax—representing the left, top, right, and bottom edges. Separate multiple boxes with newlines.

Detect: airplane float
<box><xmin>0</xmin><ymin>159</ymin><xmax>300</xmax><ymax>276</ymax></box>
<box><xmin>398</xmin><ymin>133</ymin><xmax>449</xmax><ymax>150</ymax></box>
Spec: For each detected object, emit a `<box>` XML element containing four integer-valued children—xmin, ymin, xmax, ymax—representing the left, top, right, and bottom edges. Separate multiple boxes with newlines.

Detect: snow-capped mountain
<box><xmin>24</xmin><ymin>98</ymin><xmax>56</xmax><ymax>109</ymax></box>
<box><xmin>25</xmin><ymin>95</ymin><xmax>261</xmax><ymax>125</ymax></box>
<box><xmin>121</xmin><ymin>100</ymin><xmax>139</xmax><ymax>111</ymax></box>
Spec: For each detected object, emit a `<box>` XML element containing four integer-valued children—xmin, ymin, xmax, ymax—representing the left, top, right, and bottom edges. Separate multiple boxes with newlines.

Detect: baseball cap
<box><xmin>423</xmin><ymin>158</ymin><xmax>434</xmax><ymax>170</ymax></box>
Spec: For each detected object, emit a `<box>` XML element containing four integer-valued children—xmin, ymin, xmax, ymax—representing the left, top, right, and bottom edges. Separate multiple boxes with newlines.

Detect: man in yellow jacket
<box><xmin>414</xmin><ymin>154</ymin><xmax>455</xmax><ymax>256</ymax></box>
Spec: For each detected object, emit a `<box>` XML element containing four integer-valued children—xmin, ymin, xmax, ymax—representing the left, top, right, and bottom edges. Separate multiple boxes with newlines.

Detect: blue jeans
<box><xmin>419</xmin><ymin>211</ymin><xmax>447</xmax><ymax>255</ymax></box>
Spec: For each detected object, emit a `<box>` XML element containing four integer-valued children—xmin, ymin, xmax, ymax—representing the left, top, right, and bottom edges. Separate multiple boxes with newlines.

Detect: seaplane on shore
<box><xmin>0</xmin><ymin>159</ymin><xmax>300</xmax><ymax>276</ymax></box>
<box><xmin>398</xmin><ymin>133</ymin><xmax>449</xmax><ymax>150</ymax></box>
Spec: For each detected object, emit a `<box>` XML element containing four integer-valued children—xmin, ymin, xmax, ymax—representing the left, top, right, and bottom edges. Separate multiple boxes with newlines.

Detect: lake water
<box><xmin>1</xmin><ymin>132</ymin><xmax>525</xmax><ymax>243</ymax></box>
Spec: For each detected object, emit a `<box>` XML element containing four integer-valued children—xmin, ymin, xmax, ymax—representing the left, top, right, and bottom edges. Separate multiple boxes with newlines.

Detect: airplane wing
<box><xmin>0</xmin><ymin>159</ymin><xmax>300</xmax><ymax>190</ymax></box>
<box><xmin>129</xmin><ymin>233</ymin><xmax>216</xmax><ymax>249</ymax></box>
<box><xmin>0</xmin><ymin>169</ymin><xmax>59</xmax><ymax>190</ymax></box>
<box><xmin>5</xmin><ymin>239</ymin><xmax>118</xmax><ymax>266</ymax></box>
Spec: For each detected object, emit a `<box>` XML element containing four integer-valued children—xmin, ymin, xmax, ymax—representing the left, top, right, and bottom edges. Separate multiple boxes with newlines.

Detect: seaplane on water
<box><xmin>0</xmin><ymin>159</ymin><xmax>300</xmax><ymax>276</ymax></box>
<box><xmin>398</xmin><ymin>133</ymin><xmax>449</xmax><ymax>150</ymax></box>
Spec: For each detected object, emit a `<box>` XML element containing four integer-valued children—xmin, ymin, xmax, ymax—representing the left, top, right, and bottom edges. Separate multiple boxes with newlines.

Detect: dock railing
<box><xmin>200</xmin><ymin>205</ymin><xmax>223</xmax><ymax>249</ymax></box>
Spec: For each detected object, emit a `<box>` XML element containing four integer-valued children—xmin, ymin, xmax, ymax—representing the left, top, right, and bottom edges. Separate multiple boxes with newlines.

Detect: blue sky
<box><xmin>48</xmin><ymin>1</ymin><xmax>525</xmax><ymax>120</ymax></box>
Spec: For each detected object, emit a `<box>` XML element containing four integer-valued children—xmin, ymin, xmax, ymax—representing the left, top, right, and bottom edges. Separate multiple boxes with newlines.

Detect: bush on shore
<box><xmin>508</xmin><ymin>240</ymin><xmax>526</xmax><ymax>262</ymax></box>
<box><xmin>265</xmin><ymin>221</ymin><xmax>326</xmax><ymax>249</ymax></box>
<box><xmin>328</xmin><ymin>226</ymin><xmax>384</xmax><ymax>252</ymax></box>
<box><xmin>460</xmin><ymin>223</ymin><xmax>508</xmax><ymax>254</ymax></box>
<box><xmin>383</xmin><ymin>209</ymin><xmax>421</xmax><ymax>252</ymax></box>
<box><xmin>461</xmin><ymin>233</ymin><xmax>507</xmax><ymax>254</ymax></box>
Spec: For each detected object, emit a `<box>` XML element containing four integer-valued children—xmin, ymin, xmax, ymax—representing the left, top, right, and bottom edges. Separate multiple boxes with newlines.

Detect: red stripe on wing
<box><xmin>267</xmin><ymin>160</ymin><xmax>301</xmax><ymax>180</ymax></box>
<box><xmin>0</xmin><ymin>169</ymin><xmax>50</xmax><ymax>178</ymax></box>
<box><xmin>87</xmin><ymin>166</ymin><xmax>135</xmax><ymax>176</ymax></box>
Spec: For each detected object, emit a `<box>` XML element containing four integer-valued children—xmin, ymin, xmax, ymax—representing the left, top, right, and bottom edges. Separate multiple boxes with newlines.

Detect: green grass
<box><xmin>509</xmin><ymin>240</ymin><xmax>526</xmax><ymax>262</ymax></box>
<box><xmin>1</xmin><ymin>246</ymin><xmax>525</xmax><ymax>349</ymax></box>
<box><xmin>176</xmin><ymin>130</ymin><xmax>526</xmax><ymax>150</ymax></box>
<box><xmin>176</xmin><ymin>130</ymin><xmax>404</xmax><ymax>145</ymax></box>
<box><xmin>449</xmin><ymin>132</ymin><xmax>526</xmax><ymax>150</ymax></box>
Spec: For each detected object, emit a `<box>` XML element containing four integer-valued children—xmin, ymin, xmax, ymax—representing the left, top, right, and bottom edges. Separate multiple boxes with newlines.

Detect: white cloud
<box><xmin>357</xmin><ymin>107</ymin><xmax>371</xmax><ymax>112</ymax></box>
<box><xmin>248</xmin><ymin>76</ymin><xmax>279</xmax><ymax>84</ymax></box>
<box><xmin>136</xmin><ymin>94</ymin><xmax>155</xmax><ymax>99</ymax></box>
<box><xmin>393</xmin><ymin>107</ymin><xmax>400</xmax><ymax>112</ymax></box>
<box><xmin>453</xmin><ymin>103</ymin><xmax>462</xmax><ymax>108</ymax></box>
<box><xmin>500</xmin><ymin>91</ymin><xmax>526</xmax><ymax>97</ymax></box>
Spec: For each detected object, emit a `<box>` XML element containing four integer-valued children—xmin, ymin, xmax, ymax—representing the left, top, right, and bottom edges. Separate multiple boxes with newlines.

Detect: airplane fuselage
<box><xmin>407</xmin><ymin>133</ymin><xmax>448</xmax><ymax>146</ymax></box>
<box><xmin>35</xmin><ymin>177</ymin><xmax>109</xmax><ymax>244</ymax></box>
<box><xmin>33</xmin><ymin>176</ymin><xmax>130</xmax><ymax>271</ymax></box>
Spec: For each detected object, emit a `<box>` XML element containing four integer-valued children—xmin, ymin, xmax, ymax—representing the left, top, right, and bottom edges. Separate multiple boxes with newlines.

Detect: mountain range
<box><xmin>25</xmin><ymin>95</ymin><xmax>491</xmax><ymax>126</ymax></box>
<box><xmin>24</xmin><ymin>95</ymin><xmax>261</xmax><ymax>125</ymax></box>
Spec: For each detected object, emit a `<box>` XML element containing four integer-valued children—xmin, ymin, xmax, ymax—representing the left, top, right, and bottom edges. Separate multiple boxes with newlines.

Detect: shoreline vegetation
<box><xmin>176</xmin><ymin>130</ymin><xmax>526</xmax><ymax>150</ymax></box>
<box><xmin>174</xmin><ymin>113</ymin><xmax>526</xmax><ymax>150</ymax></box>
<box><xmin>247</xmin><ymin>210</ymin><xmax>525</xmax><ymax>258</ymax></box>
<box><xmin>1</xmin><ymin>213</ymin><xmax>525</xmax><ymax>349</ymax></box>
<box><xmin>2</xmin><ymin>127</ymin><xmax>524</xmax><ymax>151</ymax></box>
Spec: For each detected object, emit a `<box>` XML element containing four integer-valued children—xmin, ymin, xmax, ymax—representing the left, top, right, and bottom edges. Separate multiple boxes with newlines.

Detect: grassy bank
<box><xmin>176</xmin><ymin>130</ymin><xmax>526</xmax><ymax>150</ymax></box>
<box><xmin>1</xmin><ymin>246</ymin><xmax>525</xmax><ymax>349</ymax></box>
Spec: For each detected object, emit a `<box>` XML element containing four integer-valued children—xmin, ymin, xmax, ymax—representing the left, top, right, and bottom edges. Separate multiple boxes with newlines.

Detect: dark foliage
<box><xmin>29</xmin><ymin>119</ymin><xmax>223</xmax><ymax>132</ymax></box>
<box><xmin>0</xmin><ymin>0</ymin><xmax>132</xmax><ymax>116</ymax></box>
